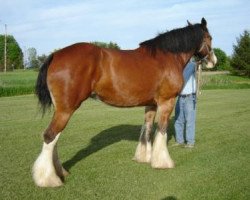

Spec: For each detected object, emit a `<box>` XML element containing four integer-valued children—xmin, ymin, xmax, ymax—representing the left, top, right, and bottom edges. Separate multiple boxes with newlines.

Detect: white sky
<box><xmin>0</xmin><ymin>0</ymin><xmax>249</xmax><ymax>56</ymax></box>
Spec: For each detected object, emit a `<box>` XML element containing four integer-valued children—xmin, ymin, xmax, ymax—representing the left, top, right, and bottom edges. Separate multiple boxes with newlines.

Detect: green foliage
<box><xmin>27</xmin><ymin>47</ymin><xmax>39</xmax><ymax>68</ymax></box>
<box><xmin>0</xmin><ymin>90</ymin><xmax>249</xmax><ymax>199</ymax></box>
<box><xmin>230</xmin><ymin>30</ymin><xmax>250</xmax><ymax>76</ymax></box>
<box><xmin>213</xmin><ymin>48</ymin><xmax>230</xmax><ymax>71</ymax></box>
<box><xmin>37</xmin><ymin>54</ymin><xmax>48</xmax><ymax>67</ymax></box>
<box><xmin>91</xmin><ymin>41</ymin><xmax>120</xmax><ymax>49</ymax></box>
<box><xmin>0</xmin><ymin>35</ymin><xmax>23</xmax><ymax>71</ymax></box>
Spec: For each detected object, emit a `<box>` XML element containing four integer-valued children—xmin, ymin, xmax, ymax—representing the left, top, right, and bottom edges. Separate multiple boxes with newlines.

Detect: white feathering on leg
<box><xmin>133</xmin><ymin>140</ymin><xmax>152</xmax><ymax>163</ymax></box>
<box><xmin>151</xmin><ymin>131</ymin><xmax>174</xmax><ymax>169</ymax></box>
<box><xmin>32</xmin><ymin>133</ymin><xmax>63</xmax><ymax>187</ymax></box>
<box><xmin>133</xmin><ymin>123</ymin><xmax>152</xmax><ymax>163</ymax></box>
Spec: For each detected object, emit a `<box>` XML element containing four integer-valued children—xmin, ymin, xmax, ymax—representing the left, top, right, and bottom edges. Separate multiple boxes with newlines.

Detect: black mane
<box><xmin>140</xmin><ymin>24</ymin><xmax>207</xmax><ymax>54</ymax></box>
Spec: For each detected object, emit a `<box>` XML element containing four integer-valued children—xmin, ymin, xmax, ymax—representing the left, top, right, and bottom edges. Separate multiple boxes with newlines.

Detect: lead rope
<box><xmin>195</xmin><ymin>62</ymin><xmax>202</xmax><ymax>98</ymax></box>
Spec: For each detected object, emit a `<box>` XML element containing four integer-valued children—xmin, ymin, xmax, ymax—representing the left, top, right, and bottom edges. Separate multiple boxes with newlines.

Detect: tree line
<box><xmin>0</xmin><ymin>30</ymin><xmax>249</xmax><ymax>76</ymax></box>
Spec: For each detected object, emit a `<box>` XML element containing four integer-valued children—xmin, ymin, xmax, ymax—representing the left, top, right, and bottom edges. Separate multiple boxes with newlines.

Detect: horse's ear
<box><xmin>187</xmin><ymin>20</ymin><xmax>192</xmax><ymax>26</ymax></box>
<box><xmin>201</xmin><ymin>17</ymin><xmax>207</xmax><ymax>27</ymax></box>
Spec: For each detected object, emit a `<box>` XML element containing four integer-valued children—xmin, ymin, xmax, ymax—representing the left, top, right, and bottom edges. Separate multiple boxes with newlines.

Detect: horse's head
<box><xmin>191</xmin><ymin>18</ymin><xmax>217</xmax><ymax>68</ymax></box>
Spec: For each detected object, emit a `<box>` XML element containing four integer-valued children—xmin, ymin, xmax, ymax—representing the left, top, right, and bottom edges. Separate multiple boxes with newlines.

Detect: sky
<box><xmin>0</xmin><ymin>0</ymin><xmax>250</xmax><ymax>56</ymax></box>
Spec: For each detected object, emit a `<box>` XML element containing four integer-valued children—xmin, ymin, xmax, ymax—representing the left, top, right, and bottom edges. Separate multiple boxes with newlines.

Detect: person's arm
<box><xmin>183</xmin><ymin>62</ymin><xmax>196</xmax><ymax>81</ymax></box>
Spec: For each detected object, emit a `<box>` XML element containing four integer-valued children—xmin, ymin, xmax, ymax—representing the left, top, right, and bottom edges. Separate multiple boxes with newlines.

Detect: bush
<box><xmin>213</xmin><ymin>48</ymin><xmax>231</xmax><ymax>71</ymax></box>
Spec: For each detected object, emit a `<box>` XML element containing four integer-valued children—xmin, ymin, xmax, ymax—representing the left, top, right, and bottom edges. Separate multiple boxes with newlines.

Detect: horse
<box><xmin>33</xmin><ymin>18</ymin><xmax>217</xmax><ymax>187</ymax></box>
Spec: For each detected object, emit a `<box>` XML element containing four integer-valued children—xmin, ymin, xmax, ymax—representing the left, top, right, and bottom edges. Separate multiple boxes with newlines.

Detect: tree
<box><xmin>230</xmin><ymin>30</ymin><xmax>250</xmax><ymax>76</ymax></box>
<box><xmin>27</xmin><ymin>47</ymin><xmax>39</xmax><ymax>68</ymax></box>
<box><xmin>213</xmin><ymin>48</ymin><xmax>230</xmax><ymax>71</ymax></box>
<box><xmin>37</xmin><ymin>54</ymin><xmax>48</xmax><ymax>67</ymax></box>
<box><xmin>91</xmin><ymin>41</ymin><xmax>120</xmax><ymax>49</ymax></box>
<box><xmin>0</xmin><ymin>34</ymin><xmax>23</xmax><ymax>71</ymax></box>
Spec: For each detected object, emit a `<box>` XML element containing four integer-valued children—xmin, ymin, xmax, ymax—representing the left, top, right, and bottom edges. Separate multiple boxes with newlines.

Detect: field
<box><xmin>0</xmin><ymin>89</ymin><xmax>250</xmax><ymax>199</ymax></box>
<box><xmin>0</xmin><ymin>70</ymin><xmax>37</xmax><ymax>97</ymax></box>
<box><xmin>201</xmin><ymin>72</ymin><xmax>250</xmax><ymax>89</ymax></box>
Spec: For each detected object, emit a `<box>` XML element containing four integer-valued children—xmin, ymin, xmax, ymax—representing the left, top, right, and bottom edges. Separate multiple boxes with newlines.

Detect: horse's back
<box><xmin>92</xmin><ymin>48</ymin><xmax>168</xmax><ymax>106</ymax></box>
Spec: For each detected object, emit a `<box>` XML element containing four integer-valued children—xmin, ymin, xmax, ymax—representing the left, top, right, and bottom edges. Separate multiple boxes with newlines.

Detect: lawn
<box><xmin>0</xmin><ymin>89</ymin><xmax>249</xmax><ymax>199</ymax></box>
<box><xmin>0</xmin><ymin>70</ymin><xmax>37</xmax><ymax>97</ymax></box>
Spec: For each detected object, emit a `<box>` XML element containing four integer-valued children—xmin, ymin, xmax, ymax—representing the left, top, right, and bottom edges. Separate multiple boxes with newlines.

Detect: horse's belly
<box><xmin>94</xmin><ymin>86</ymin><xmax>155</xmax><ymax>107</ymax></box>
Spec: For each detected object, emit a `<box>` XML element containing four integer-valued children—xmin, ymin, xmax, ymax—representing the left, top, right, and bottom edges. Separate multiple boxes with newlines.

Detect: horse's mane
<box><xmin>140</xmin><ymin>24</ymin><xmax>207</xmax><ymax>54</ymax></box>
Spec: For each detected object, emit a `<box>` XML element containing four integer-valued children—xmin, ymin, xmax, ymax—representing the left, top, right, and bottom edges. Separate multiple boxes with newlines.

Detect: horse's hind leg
<box><xmin>33</xmin><ymin>109</ymin><xmax>73</xmax><ymax>187</ymax></box>
<box><xmin>133</xmin><ymin>105</ymin><xmax>156</xmax><ymax>163</ymax></box>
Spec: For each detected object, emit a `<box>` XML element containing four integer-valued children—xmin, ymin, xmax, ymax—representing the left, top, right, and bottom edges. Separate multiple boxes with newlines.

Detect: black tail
<box><xmin>35</xmin><ymin>54</ymin><xmax>54</xmax><ymax>114</ymax></box>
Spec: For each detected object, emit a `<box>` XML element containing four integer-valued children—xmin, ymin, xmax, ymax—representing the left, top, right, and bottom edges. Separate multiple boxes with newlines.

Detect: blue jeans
<box><xmin>174</xmin><ymin>94</ymin><xmax>196</xmax><ymax>145</ymax></box>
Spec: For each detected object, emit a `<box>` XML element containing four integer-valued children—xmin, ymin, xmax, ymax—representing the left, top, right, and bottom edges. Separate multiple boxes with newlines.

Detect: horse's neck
<box><xmin>176</xmin><ymin>51</ymin><xmax>195</xmax><ymax>70</ymax></box>
<box><xmin>139</xmin><ymin>47</ymin><xmax>195</xmax><ymax>70</ymax></box>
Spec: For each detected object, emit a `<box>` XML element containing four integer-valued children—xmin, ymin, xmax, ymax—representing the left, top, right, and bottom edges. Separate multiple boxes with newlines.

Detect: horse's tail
<box><xmin>35</xmin><ymin>54</ymin><xmax>54</xmax><ymax>114</ymax></box>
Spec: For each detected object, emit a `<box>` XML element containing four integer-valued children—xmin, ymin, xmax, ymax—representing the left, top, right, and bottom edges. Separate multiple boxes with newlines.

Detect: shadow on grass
<box><xmin>161</xmin><ymin>196</ymin><xmax>178</xmax><ymax>200</ymax></box>
<box><xmin>63</xmin><ymin>124</ymin><xmax>140</xmax><ymax>171</ymax></box>
<box><xmin>63</xmin><ymin>117</ymin><xmax>175</xmax><ymax>171</ymax></box>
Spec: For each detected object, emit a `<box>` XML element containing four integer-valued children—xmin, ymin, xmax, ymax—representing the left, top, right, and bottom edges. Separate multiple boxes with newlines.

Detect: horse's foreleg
<box><xmin>133</xmin><ymin>105</ymin><xmax>156</xmax><ymax>163</ymax></box>
<box><xmin>33</xmin><ymin>111</ymin><xmax>72</xmax><ymax>187</ymax></box>
<box><xmin>151</xmin><ymin>98</ymin><xmax>175</xmax><ymax>169</ymax></box>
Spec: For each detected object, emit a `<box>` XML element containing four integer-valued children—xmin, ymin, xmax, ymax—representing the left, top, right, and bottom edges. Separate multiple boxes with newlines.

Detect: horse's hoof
<box><xmin>62</xmin><ymin>167</ymin><xmax>69</xmax><ymax>176</ymax></box>
<box><xmin>132</xmin><ymin>156</ymin><xmax>151</xmax><ymax>163</ymax></box>
<box><xmin>151</xmin><ymin>160</ymin><xmax>175</xmax><ymax>169</ymax></box>
<box><xmin>33</xmin><ymin>174</ymin><xmax>63</xmax><ymax>187</ymax></box>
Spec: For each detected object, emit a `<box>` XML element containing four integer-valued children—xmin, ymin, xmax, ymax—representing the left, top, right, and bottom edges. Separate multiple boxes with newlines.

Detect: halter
<box><xmin>195</xmin><ymin>41</ymin><xmax>215</xmax><ymax>96</ymax></box>
<box><xmin>197</xmin><ymin>41</ymin><xmax>214</xmax><ymax>64</ymax></box>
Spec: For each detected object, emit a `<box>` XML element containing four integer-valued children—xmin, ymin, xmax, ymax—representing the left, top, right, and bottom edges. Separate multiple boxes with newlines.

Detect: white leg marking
<box><xmin>32</xmin><ymin>133</ymin><xmax>63</xmax><ymax>187</ymax></box>
<box><xmin>133</xmin><ymin>140</ymin><xmax>152</xmax><ymax>163</ymax></box>
<box><xmin>133</xmin><ymin>123</ymin><xmax>152</xmax><ymax>163</ymax></box>
<box><xmin>151</xmin><ymin>131</ymin><xmax>174</xmax><ymax>169</ymax></box>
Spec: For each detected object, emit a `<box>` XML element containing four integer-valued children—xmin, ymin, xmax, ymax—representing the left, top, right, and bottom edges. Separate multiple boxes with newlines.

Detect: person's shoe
<box><xmin>184</xmin><ymin>144</ymin><xmax>194</xmax><ymax>148</ymax></box>
<box><xmin>172</xmin><ymin>143</ymin><xmax>184</xmax><ymax>147</ymax></box>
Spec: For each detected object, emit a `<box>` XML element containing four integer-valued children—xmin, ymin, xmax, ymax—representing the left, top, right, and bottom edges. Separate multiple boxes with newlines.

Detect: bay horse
<box><xmin>33</xmin><ymin>18</ymin><xmax>217</xmax><ymax>187</ymax></box>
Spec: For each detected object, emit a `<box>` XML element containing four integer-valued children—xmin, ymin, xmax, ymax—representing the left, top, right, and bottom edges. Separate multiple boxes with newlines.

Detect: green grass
<box><xmin>0</xmin><ymin>70</ymin><xmax>38</xmax><ymax>97</ymax></box>
<box><xmin>201</xmin><ymin>74</ymin><xmax>250</xmax><ymax>89</ymax></box>
<box><xmin>0</xmin><ymin>90</ymin><xmax>249</xmax><ymax>199</ymax></box>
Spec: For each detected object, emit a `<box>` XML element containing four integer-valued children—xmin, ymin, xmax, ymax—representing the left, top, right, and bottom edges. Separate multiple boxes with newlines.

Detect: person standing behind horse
<box><xmin>174</xmin><ymin>59</ymin><xmax>197</xmax><ymax>148</ymax></box>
